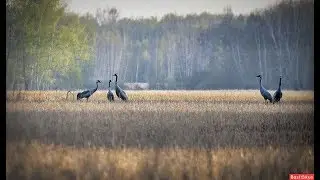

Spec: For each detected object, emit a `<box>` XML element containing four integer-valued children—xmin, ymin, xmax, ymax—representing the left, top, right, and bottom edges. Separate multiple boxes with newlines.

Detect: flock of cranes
<box><xmin>73</xmin><ymin>74</ymin><xmax>283</xmax><ymax>104</ymax></box>
<box><xmin>76</xmin><ymin>73</ymin><xmax>128</xmax><ymax>102</ymax></box>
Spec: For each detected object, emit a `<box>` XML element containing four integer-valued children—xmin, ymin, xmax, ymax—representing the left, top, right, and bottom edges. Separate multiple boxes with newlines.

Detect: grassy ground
<box><xmin>6</xmin><ymin>90</ymin><xmax>314</xmax><ymax>180</ymax></box>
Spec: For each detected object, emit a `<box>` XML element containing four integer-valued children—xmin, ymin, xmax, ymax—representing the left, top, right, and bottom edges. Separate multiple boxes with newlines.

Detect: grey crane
<box><xmin>113</xmin><ymin>73</ymin><xmax>128</xmax><ymax>101</ymax></box>
<box><xmin>256</xmin><ymin>75</ymin><xmax>273</xmax><ymax>103</ymax></box>
<box><xmin>273</xmin><ymin>76</ymin><xmax>283</xmax><ymax>104</ymax></box>
<box><xmin>77</xmin><ymin>80</ymin><xmax>101</xmax><ymax>101</ymax></box>
<box><xmin>107</xmin><ymin>80</ymin><xmax>114</xmax><ymax>102</ymax></box>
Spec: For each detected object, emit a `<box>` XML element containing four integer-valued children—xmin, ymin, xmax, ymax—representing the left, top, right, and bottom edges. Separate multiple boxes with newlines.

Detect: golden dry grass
<box><xmin>6</xmin><ymin>89</ymin><xmax>314</xmax><ymax>102</ymax></box>
<box><xmin>6</xmin><ymin>141</ymin><xmax>313</xmax><ymax>180</ymax></box>
<box><xmin>6</xmin><ymin>90</ymin><xmax>314</xmax><ymax>180</ymax></box>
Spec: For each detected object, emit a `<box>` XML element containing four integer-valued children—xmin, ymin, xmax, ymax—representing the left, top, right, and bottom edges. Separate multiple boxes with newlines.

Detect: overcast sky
<box><xmin>67</xmin><ymin>0</ymin><xmax>280</xmax><ymax>19</ymax></box>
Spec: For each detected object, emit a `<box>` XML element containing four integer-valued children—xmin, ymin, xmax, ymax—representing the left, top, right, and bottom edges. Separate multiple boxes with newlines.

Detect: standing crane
<box><xmin>113</xmin><ymin>73</ymin><xmax>128</xmax><ymax>101</ymax></box>
<box><xmin>107</xmin><ymin>80</ymin><xmax>114</xmax><ymax>102</ymax></box>
<box><xmin>256</xmin><ymin>75</ymin><xmax>273</xmax><ymax>103</ymax></box>
<box><xmin>77</xmin><ymin>80</ymin><xmax>101</xmax><ymax>102</ymax></box>
<box><xmin>273</xmin><ymin>76</ymin><xmax>283</xmax><ymax>104</ymax></box>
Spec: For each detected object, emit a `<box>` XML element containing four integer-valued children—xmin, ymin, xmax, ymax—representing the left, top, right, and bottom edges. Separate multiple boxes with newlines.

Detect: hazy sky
<box><xmin>67</xmin><ymin>0</ymin><xmax>280</xmax><ymax>19</ymax></box>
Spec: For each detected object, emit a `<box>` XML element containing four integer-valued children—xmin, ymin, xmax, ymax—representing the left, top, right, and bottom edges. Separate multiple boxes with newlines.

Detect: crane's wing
<box><xmin>273</xmin><ymin>89</ymin><xmax>282</xmax><ymax>100</ymax></box>
<box><xmin>115</xmin><ymin>89</ymin><xmax>120</xmax><ymax>98</ymax></box>
<box><xmin>79</xmin><ymin>90</ymin><xmax>91</xmax><ymax>97</ymax></box>
<box><xmin>81</xmin><ymin>90</ymin><xmax>89</xmax><ymax>94</ymax></box>
<box><xmin>261</xmin><ymin>87</ymin><xmax>272</xmax><ymax>100</ymax></box>
<box><xmin>120</xmin><ymin>93</ymin><xmax>128</xmax><ymax>100</ymax></box>
<box><xmin>266</xmin><ymin>91</ymin><xmax>273</xmax><ymax>101</ymax></box>
<box><xmin>122</xmin><ymin>89</ymin><xmax>127</xmax><ymax>95</ymax></box>
<box><xmin>119</xmin><ymin>89</ymin><xmax>128</xmax><ymax>100</ymax></box>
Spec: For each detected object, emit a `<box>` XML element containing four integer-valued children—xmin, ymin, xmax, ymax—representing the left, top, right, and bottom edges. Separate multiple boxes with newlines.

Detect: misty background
<box><xmin>6</xmin><ymin>0</ymin><xmax>314</xmax><ymax>91</ymax></box>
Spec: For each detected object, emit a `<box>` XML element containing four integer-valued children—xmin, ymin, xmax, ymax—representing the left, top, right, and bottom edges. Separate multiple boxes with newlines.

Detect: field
<box><xmin>6</xmin><ymin>90</ymin><xmax>314</xmax><ymax>180</ymax></box>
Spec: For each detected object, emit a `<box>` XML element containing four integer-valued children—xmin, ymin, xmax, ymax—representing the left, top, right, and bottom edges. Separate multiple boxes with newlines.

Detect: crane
<box><xmin>256</xmin><ymin>75</ymin><xmax>273</xmax><ymax>103</ymax></box>
<box><xmin>77</xmin><ymin>80</ymin><xmax>101</xmax><ymax>102</ymax></box>
<box><xmin>107</xmin><ymin>80</ymin><xmax>114</xmax><ymax>102</ymax></box>
<box><xmin>273</xmin><ymin>76</ymin><xmax>283</xmax><ymax>103</ymax></box>
<box><xmin>113</xmin><ymin>73</ymin><xmax>128</xmax><ymax>101</ymax></box>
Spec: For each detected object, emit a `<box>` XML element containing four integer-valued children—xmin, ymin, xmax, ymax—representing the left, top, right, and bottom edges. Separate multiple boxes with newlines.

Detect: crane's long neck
<box><xmin>93</xmin><ymin>82</ymin><xmax>99</xmax><ymax>92</ymax></box>
<box><xmin>108</xmin><ymin>81</ymin><xmax>111</xmax><ymax>88</ymax></box>
<box><xmin>278</xmin><ymin>78</ymin><xmax>282</xmax><ymax>89</ymax></box>
<box><xmin>259</xmin><ymin>77</ymin><xmax>262</xmax><ymax>89</ymax></box>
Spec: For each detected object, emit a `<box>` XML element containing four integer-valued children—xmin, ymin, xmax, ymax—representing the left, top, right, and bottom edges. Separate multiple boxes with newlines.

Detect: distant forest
<box><xmin>6</xmin><ymin>0</ymin><xmax>313</xmax><ymax>90</ymax></box>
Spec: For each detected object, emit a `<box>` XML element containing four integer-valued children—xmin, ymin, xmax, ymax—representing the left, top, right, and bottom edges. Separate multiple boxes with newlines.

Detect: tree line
<box><xmin>6</xmin><ymin>0</ymin><xmax>313</xmax><ymax>91</ymax></box>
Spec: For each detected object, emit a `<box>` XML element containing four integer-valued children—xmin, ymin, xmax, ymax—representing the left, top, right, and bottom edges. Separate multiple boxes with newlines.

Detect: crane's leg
<box><xmin>86</xmin><ymin>98</ymin><xmax>89</xmax><ymax>102</ymax></box>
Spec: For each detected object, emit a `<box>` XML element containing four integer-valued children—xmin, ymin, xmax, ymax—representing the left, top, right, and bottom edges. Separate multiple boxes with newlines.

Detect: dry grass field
<box><xmin>6</xmin><ymin>90</ymin><xmax>314</xmax><ymax>180</ymax></box>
